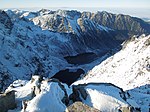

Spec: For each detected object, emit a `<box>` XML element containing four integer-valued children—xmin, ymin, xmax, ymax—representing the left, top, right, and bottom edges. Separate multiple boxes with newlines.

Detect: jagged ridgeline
<box><xmin>32</xmin><ymin>9</ymin><xmax>150</xmax><ymax>38</ymax></box>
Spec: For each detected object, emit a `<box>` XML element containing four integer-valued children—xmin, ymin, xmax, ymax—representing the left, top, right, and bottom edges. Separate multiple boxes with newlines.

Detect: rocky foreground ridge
<box><xmin>1</xmin><ymin>75</ymin><xmax>140</xmax><ymax>112</ymax></box>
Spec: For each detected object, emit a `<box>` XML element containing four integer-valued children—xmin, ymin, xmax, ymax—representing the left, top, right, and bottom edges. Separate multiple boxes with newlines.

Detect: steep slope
<box><xmin>0</xmin><ymin>9</ymin><xmax>122</xmax><ymax>91</ymax></box>
<box><xmin>86</xmin><ymin>11</ymin><xmax>150</xmax><ymax>36</ymax></box>
<box><xmin>31</xmin><ymin>10</ymin><xmax>120</xmax><ymax>52</ymax></box>
<box><xmin>74</xmin><ymin>35</ymin><xmax>150</xmax><ymax>112</ymax></box>
<box><xmin>0</xmin><ymin>10</ymin><xmax>68</xmax><ymax>90</ymax></box>
<box><xmin>23</xmin><ymin>9</ymin><xmax>150</xmax><ymax>39</ymax></box>
<box><xmin>5</xmin><ymin>76</ymin><xmax>69</xmax><ymax>112</ymax></box>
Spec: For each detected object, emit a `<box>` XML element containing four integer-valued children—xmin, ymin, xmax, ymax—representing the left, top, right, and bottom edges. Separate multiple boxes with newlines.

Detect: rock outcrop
<box><xmin>66</xmin><ymin>101</ymin><xmax>100</xmax><ymax>112</ymax></box>
<box><xmin>5</xmin><ymin>75</ymin><xmax>69</xmax><ymax>112</ymax></box>
<box><xmin>0</xmin><ymin>91</ymin><xmax>16</xmax><ymax>112</ymax></box>
<box><xmin>4</xmin><ymin>75</ymin><xmax>142</xmax><ymax>112</ymax></box>
<box><xmin>70</xmin><ymin>83</ymin><xmax>140</xmax><ymax>112</ymax></box>
<box><xmin>31</xmin><ymin>10</ymin><xmax>150</xmax><ymax>38</ymax></box>
<box><xmin>86</xmin><ymin>11</ymin><xmax>150</xmax><ymax>36</ymax></box>
<box><xmin>0</xmin><ymin>10</ymin><xmax>13</xmax><ymax>30</ymax></box>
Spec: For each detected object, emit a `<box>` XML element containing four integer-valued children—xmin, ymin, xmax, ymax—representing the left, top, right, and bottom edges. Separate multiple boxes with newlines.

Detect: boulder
<box><xmin>66</xmin><ymin>101</ymin><xmax>100</xmax><ymax>112</ymax></box>
<box><xmin>22</xmin><ymin>77</ymin><xmax>69</xmax><ymax>112</ymax></box>
<box><xmin>0</xmin><ymin>90</ymin><xmax>16</xmax><ymax>112</ymax></box>
<box><xmin>70</xmin><ymin>83</ymin><xmax>140</xmax><ymax>112</ymax></box>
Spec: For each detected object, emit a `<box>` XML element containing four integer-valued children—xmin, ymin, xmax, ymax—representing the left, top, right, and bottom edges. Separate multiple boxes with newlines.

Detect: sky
<box><xmin>0</xmin><ymin>0</ymin><xmax>150</xmax><ymax>8</ymax></box>
<box><xmin>0</xmin><ymin>0</ymin><xmax>150</xmax><ymax>18</ymax></box>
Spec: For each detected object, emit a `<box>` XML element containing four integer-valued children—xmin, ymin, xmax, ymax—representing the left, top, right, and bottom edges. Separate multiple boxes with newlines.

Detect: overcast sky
<box><xmin>0</xmin><ymin>0</ymin><xmax>150</xmax><ymax>8</ymax></box>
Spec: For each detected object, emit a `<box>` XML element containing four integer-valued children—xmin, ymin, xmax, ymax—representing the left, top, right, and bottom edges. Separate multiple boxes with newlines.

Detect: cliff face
<box><xmin>31</xmin><ymin>10</ymin><xmax>150</xmax><ymax>38</ymax></box>
<box><xmin>0</xmin><ymin>10</ymin><xmax>13</xmax><ymax>30</ymax></box>
<box><xmin>88</xmin><ymin>11</ymin><xmax>150</xmax><ymax>35</ymax></box>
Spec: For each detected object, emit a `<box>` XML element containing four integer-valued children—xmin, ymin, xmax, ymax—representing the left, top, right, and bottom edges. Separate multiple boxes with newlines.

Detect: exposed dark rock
<box><xmin>0</xmin><ymin>10</ymin><xmax>13</xmax><ymax>30</ymax></box>
<box><xmin>33</xmin><ymin>10</ymin><xmax>150</xmax><ymax>40</ymax></box>
<box><xmin>69</xmin><ymin>85</ymin><xmax>88</xmax><ymax>102</ymax></box>
<box><xmin>0</xmin><ymin>91</ymin><xmax>16</xmax><ymax>112</ymax></box>
<box><xmin>66</xmin><ymin>101</ymin><xmax>100</xmax><ymax>112</ymax></box>
<box><xmin>146</xmin><ymin>64</ymin><xmax>150</xmax><ymax>72</ymax></box>
<box><xmin>90</xmin><ymin>11</ymin><xmax>150</xmax><ymax>36</ymax></box>
<box><xmin>118</xmin><ymin>106</ymin><xmax>141</xmax><ymax>112</ymax></box>
<box><xmin>0</xmin><ymin>71</ymin><xmax>12</xmax><ymax>92</ymax></box>
<box><xmin>31</xmin><ymin>75</ymin><xmax>43</xmax><ymax>97</ymax></box>
<box><xmin>144</xmin><ymin>37</ymin><xmax>150</xmax><ymax>46</ymax></box>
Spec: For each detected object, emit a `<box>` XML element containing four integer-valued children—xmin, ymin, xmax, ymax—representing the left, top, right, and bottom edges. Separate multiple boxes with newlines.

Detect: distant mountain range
<box><xmin>142</xmin><ymin>18</ymin><xmax>150</xmax><ymax>24</ymax></box>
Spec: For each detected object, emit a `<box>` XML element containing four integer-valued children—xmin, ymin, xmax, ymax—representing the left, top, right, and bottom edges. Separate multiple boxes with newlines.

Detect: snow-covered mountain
<box><xmin>7</xmin><ymin>9</ymin><xmax>150</xmax><ymax>39</ymax></box>
<box><xmin>0</xmin><ymin>9</ymin><xmax>123</xmax><ymax>91</ymax></box>
<box><xmin>24</xmin><ymin>9</ymin><xmax>150</xmax><ymax>37</ymax></box>
<box><xmin>74</xmin><ymin>35</ymin><xmax>150</xmax><ymax>112</ymax></box>
<box><xmin>0</xmin><ymin>9</ymin><xmax>150</xmax><ymax>112</ymax></box>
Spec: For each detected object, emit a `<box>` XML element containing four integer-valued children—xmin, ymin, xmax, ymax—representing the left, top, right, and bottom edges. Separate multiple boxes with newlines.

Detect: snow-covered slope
<box><xmin>23</xmin><ymin>80</ymin><xmax>67</xmax><ymax>112</ymax></box>
<box><xmin>74</xmin><ymin>35</ymin><xmax>150</xmax><ymax>90</ymax></box>
<box><xmin>11</xmin><ymin>9</ymin><xmax>150</xmax><ymax>37</ymax></box>
<box><xmin>5</xmin><ymin>76</ymin><xmax>139</xmax><ymax>112</ymax></box>
<box><xmin>70</xmin><ymin>83</ymin><xmax>140</xmax><ymax>112</ymax></box>
<box><xmin>0</xmin><ymin>10</ymin><xmax>69</xmax><ymax>90</ymax></box>
<box><xmin>74</xmin><ymin>35</ymin><xmax>150</xmax><ymax>111</ymax></box>
<box><xmin>0</xmin><ymin>9</ymin><xmax>122</xmax><ymax>91</ymax></box>
<box><xmin>5</xmin><ymin>76</ymin><xmax>69</xmax><ymax>112</ymax></box>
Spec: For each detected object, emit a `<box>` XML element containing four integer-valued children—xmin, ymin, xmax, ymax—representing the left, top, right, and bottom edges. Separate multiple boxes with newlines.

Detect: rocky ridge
<box><xmin>2</xmin><ymin>75</ymin><xmax>140</xmax><ymax>112</ymax></box>
<box><xmin>30</xmin><ymin>9</ymin><xmax>150</xmax><ymax>39</ymax></box>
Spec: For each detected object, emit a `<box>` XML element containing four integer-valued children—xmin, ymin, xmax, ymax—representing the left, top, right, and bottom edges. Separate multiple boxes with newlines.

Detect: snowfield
<box><xmin>76</xmin><ymin>83</ymin><xmax>138</xmax><ymax>112</ymax></box>
<box><xmin>74</xmin><ymin>35</ymin><xmax>150</xmax><ymax>112</ymax></box>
